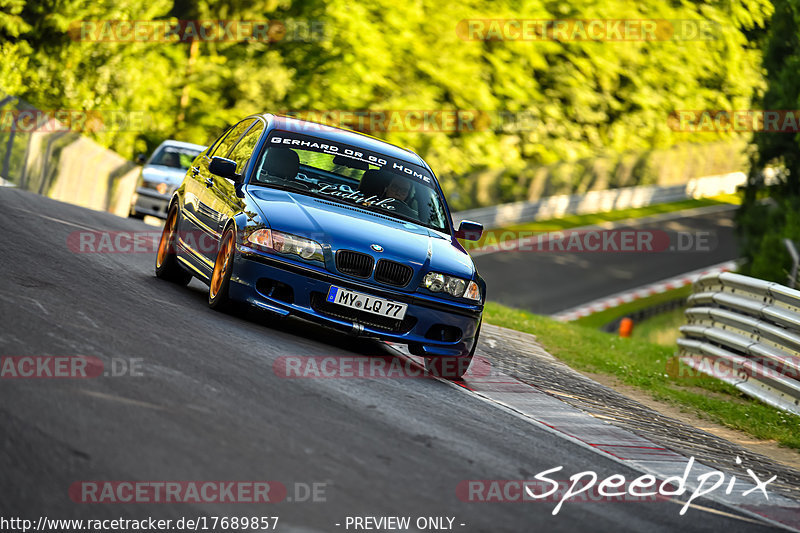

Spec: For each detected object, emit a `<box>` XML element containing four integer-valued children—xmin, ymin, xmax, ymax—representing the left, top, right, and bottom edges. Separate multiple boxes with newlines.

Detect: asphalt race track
<box><xmin>474</xmin><ymin>206</ymin><xmax>739</xmax><ymax>315</ymax></box>
<box><xmin>0</xmin><ymin>188</ymin><xmax>784</xmax><ymax>532</ymax></box>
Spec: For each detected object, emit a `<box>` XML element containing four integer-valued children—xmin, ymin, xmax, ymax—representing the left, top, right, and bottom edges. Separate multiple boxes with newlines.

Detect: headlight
<box><xmin>142</xmin><ymin>181</ymin><xmax>169</xmax><ymax>195</ymax></box>
<box><xmin>423</xmin><ymin>272</ymin><xmax>445</xmax><ymax>292</ymax></box>
<box><xmin>422</xmin><ymin>272</ymin><xmax>480</xmax><ymax>301</ymax></box>
<box><xmin>248</xmin><ymin>229</ymin><xmax>324</xmax><ymax>262</ymax></box>
<box><xmin>445</xmin><ymin>277</ymin><xmax>467</xmax><ymax>297</ymax></box>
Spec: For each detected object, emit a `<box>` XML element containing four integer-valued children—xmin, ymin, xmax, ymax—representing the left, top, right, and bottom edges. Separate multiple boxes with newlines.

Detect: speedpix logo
<box><xmin>458</xmin><ymin>457</ymin><xmax>776</xmax><ymax>516</ymax></box>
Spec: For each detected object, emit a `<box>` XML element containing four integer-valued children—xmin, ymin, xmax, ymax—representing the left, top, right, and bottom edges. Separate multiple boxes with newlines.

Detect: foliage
<box><xmin>3</xmin><ymin>0</ymin><xmax>773</xmax><ymax>207</ymax></box>
<box><xmin>737</xmin><ymin>0</ymin><xmax>800</xmax><ymax>282</ymax></box>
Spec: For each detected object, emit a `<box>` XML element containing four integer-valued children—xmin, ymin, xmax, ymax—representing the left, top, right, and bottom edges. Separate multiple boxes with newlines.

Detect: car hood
<box><xmin>246</xmin><ymin>187</ymin><xmax>475</xmax><ymax>279</ymax></box>
<box><xmin>142</xmin><ymin>165</ymin><xmax>187</xmax><ymax>185</ymax></box>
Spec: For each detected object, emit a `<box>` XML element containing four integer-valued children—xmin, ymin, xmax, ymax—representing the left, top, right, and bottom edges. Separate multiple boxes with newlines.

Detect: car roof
<box><xmin>261</xmin><ymin>114</ymin><xmax>427</xmax><ymax>168</ymax></box>
<box><xmin>157</xmin><ymin>139</ymin><xmax>206</xmax><ymax>152</ymax></box>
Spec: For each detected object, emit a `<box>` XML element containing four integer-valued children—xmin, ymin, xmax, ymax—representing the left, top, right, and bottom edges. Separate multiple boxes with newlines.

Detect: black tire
<box><xmin>155</xmin><ymin>204</ymin><xmax>192</xmax><ymax>285</ymax></box>
<box><xmin>424</xmin><ymin>321</ymin><xmax>481</xmax><ymax>380</ymax></box>
<box><xmin>208</xmin><ymin>226</ymin><xmax>236</xmax><ymax>311</ymax></box>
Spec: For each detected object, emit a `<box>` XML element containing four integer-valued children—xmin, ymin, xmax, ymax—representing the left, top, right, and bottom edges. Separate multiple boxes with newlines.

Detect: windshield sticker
<box><xmin>316</xmin><ymin>183</ymin><xmax>400</xmax><ymax>211</ymax></box>
<box><xmin>269</xmin><ymin>133</ymin><xmax>430</xmax><ymax>183</ymax></box>
<box><xmin>390</xmin><ymin>162</ymin><xmax>431</xmax><ymax>182</ymax></box>
<box><xmin>271</xmin><ymin>136</ymin><xmax>340</xmax><ymax>152</ymax></box>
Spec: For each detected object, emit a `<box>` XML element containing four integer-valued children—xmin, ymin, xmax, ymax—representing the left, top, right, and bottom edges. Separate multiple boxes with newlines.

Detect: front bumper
<box><xmin>228</xmin><ymin>246</ymin><xmax>482</xmax><ymax>357</ymax></box>
<box><xmin>131</xmin><ymin>188</ymin><xmax>170</xmax><ymax>219</ymax></box>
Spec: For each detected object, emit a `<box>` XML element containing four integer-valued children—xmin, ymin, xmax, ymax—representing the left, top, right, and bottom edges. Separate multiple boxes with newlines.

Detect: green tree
<box><xmin>737</xmin><ymin>0</ymin><xmax>800</xmax><ymax>283</ymax></box>
<box><xmin>3</xmin><ymin>0</ymin><xmax>775</xmax><ymax>210</ymax></box>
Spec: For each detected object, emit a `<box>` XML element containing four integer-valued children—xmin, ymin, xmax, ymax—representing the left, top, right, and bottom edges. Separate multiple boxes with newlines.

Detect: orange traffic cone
<box><xmin>619</xmin><ymin>317</ymin><xmax>633</xmax><ymax>338</ymax></box>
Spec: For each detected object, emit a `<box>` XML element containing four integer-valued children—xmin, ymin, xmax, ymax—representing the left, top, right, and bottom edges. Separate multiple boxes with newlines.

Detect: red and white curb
<box><xmin>386</xmin><ymin>345</ymin><xmax>800</xmax><ymax>530</ymax></box>
<box><xmin>551</xmin><ymin>260</ymin><xmax>738</xmax><ymax>322</ymax></box>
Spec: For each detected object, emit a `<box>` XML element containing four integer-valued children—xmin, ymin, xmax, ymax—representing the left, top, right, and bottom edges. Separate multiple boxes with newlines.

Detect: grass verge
<box><xmin>572</xmin><ymin>285</ymin><xmax>693</xmax><ymax>329</ymax></box>
<box><xmin>632</xmin><ymin>306</ymin><xmax>689</xmax><ymax>346</ymax></box>
<box><xmin>483</xmin><ymin>301</ymin><xmax>800</xmax><ymax>450</ymax></box>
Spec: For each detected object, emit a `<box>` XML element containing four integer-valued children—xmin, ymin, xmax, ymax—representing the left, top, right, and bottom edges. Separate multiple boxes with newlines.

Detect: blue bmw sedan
<box><xmin>155</xmin><ymin>114</ymin><xmax>485</xmax><ymax>378</ymax></box>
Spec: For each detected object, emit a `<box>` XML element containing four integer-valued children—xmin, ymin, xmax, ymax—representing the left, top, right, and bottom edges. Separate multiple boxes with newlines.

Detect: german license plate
<box><xmin>326</xmin><ymin>286</ymin><xmax>408</xmax><ymax>320</ymax></box>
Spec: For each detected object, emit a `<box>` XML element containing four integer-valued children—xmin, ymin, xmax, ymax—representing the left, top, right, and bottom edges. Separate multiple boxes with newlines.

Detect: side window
<box><xmin>227</xmin><ymin>122</ymin><xmax>264</xmax><ymax>176</ymax></box>
<box><xmin>209</xmin><ymin>119</ymin><xmax>254</xmax><ymax>158</ymax></box>
<box><xmin>178</xmin><ymin>151</ymin><xmax>199</xmax><ymax>169</ymax></box>
<box><xmin>206</xmin><ymin>128</ymin><xmax>233</xmax><ymax>157</ymax></box>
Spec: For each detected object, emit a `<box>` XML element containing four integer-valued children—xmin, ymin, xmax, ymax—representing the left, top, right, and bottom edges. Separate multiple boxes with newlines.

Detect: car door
<box><xmin>205</xmin><ymin>119</ymin><xmax>265</xmax><ymax>239</ymax></box>
<box><xmin>190</xmin><ymin>119</ymin><xmax>255</xmax><ymax>264</ymax></box>
<box><xmin>182</xmin><ymin>127</ymin><xmax>235</xmax><ymax>240</ymax></box>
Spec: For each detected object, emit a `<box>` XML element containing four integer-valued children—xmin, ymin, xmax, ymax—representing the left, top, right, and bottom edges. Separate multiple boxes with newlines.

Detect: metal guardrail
<box><xmin>784</xmin><ymin>238</ymin><xmax>799</xmax><ymax>289</ymax></box>
<box><xmin>451</xmin><ymin>172</ymin><xmax>746</xmax><ymax>229</ymax></box>
<box><xmin>678</xmin><ymin>272</ymin><xmax>800</xmax><ymax>415</ymax></box>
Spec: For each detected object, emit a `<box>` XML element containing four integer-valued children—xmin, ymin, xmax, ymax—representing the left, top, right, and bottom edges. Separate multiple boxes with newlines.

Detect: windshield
<box><xmin>150</xmin><ymin>145</ymin><xmax>201</xmax><ymax>170</ymax></box>
<box><xmin>251</xmin><ymin>131</ymin><xmax>449</xmax><ymax>232</ymax></box>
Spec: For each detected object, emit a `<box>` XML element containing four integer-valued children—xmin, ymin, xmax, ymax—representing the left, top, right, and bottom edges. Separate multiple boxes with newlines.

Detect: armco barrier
<box><xmin>0</xmin><ymin>95</ymin><xmax>140</xmax><ymax>217</ymax></box>
<box><xmin>678</xmin><ymin>272</ymin><xmax>800</xmax><ymax>415</ymax></box>
<box><xmin>451</xmin><ymin>172</ymin><xmax>746</xmax><ymax>229</ymax></box>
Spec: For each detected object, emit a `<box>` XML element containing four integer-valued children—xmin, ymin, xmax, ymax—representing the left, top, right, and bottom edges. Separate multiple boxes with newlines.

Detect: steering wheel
<box><xmin>385</xmin><ymin>198</ymin><xmax>417</xmax><ymax>218</ymax></box>
<box><xmin>260</xmin><ymin>173</ymin><xmax>310</xmax><ymax>190</ymax></box>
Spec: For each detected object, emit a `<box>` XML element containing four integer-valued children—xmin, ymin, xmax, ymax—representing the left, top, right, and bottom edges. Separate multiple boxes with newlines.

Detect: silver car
<box><xmin>130</xmin><ymin>140</ymin><xmax>205</xmax><ymax>219</ymax></box>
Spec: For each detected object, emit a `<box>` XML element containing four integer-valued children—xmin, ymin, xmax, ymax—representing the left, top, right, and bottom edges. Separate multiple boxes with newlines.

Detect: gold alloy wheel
<box><xmin>156</xmin><ymin>209</ymin><xmax>177</xmax><ymax>268</ymax></box>
<box><xmin>210</xmin><ymin>232</ymin><xmax>234</xmax><ymax>300</ymax></box>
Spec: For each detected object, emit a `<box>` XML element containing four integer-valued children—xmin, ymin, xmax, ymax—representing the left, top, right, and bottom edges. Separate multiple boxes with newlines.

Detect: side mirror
<box><xmin>454</xmin><ymin>220</ymin><xmax>483</xmax><ymax>241</ymax></box>
<box><xmin>135</xmin><ymin>153</ymin><xmax>146</xmax><ymax>165</ymax></box>
<box><xmin>209</xmin><ymin>156</ymin><xmax>241</xmax><ymax>183</ymax></box>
